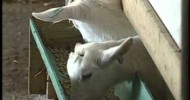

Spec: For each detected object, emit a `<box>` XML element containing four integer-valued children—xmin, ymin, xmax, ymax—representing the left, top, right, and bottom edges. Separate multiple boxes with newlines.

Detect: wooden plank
<box><xmin>29</xmin><ymin>28</ymin><xmax>46</xmax><ymax>94</ymax></box>
<box><xmin>122</xmin><ymin>0</ymin><xmax>181</xmax><ymax>99</ymax></box>
<box><xmin>30</xmin><ymin>18</ymin><xmax>67</xmax><ymax>100</ymax></box>
<box><xmin>46</xmin><ymin>74</ymin><xmax>57</xmax><ymax>99</ymax></box>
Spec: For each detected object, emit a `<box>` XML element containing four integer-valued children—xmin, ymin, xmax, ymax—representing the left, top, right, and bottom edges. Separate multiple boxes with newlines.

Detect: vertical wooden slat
<box><xmin>46</xmin><ymin>74</ymin><xmax>57</xmax><ymax>99</ymax></box>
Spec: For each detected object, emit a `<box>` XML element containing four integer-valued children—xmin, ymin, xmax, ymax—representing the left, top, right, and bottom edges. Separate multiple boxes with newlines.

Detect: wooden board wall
<box><xmin>122</xmin><ymin>0</ymin><xmax>182</xmax><ymax>99</ymax></box>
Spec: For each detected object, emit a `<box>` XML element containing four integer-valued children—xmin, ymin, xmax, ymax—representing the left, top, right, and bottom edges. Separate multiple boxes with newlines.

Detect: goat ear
<box><xmin>101</xmin><ymin>37</ymin><xmax>133</xmax><ymax>64</ymax></box>
<box><xmin>32</xmin><ymin>6</ymin><xmax>73</xmax><ymax>23</ymax></box>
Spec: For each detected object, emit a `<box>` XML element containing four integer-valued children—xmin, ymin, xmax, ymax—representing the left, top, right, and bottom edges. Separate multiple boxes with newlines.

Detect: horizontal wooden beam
<box><xmin>122</xmin><ymin>0</ymin><xmax>182</xmax><ymax>99</ymax></box>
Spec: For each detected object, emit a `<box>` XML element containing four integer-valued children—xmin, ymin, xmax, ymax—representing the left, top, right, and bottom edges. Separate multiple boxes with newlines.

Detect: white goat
<box><xmin>67</xmin><ymin>36</ymin><xmax>157</xmax><ymax>100</ymax></box>
<box><xmin>31</xmin><ymin>0</ymin><xmax>161</xmax><ymax>99</ymax></box>
<box><xmin>32</xmin><ymin>0</ymin><xmax>137</xmax><ymax>42</ymax></box>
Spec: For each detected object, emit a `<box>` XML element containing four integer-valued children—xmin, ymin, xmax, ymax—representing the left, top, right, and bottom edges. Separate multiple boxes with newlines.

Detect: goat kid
<box><xmin>67</xmin><ymin>36</ymin><xmax>156</xmax><ymax>100</ymax></box>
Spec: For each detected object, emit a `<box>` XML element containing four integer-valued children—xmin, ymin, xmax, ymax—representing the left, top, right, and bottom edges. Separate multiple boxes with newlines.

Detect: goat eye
<box><xmin>79</xmin><ymin>53</ymin><xmax>84</xmax><ymax>57</ymax></box>
<box><xmin>82</xmin><ymin>73</ymin><xmax>92</xmax><ymax>81</ymax></box>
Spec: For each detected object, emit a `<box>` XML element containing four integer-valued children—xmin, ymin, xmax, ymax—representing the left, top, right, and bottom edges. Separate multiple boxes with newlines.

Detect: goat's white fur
<box><xmin>32</xmin><ymin>0</ymin><xmax>136</xmax><ymax>42</ymax></box>
<box><xmin>67</xmin><ymin>36</ymin><xmax>156</xmax><ymax>100</ymax></box>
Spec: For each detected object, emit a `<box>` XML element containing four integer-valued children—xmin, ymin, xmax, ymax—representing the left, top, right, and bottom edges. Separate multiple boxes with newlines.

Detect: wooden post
<box><xmin>122</xmin><ymin>0</ymin><xmax>182</xmax><ymax>99</ymax></box>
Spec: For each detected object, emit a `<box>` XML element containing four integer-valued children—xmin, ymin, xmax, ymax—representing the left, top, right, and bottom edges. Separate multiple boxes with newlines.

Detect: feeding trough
<box><xmin>29</xmin><ymin>17</ymin><xmax>155</xmax><ymax>100</ymax></box>
<box><xmin>29</xmin><ymin>17</ymin><xmax>83</xmax><ymax>100</ymax></box>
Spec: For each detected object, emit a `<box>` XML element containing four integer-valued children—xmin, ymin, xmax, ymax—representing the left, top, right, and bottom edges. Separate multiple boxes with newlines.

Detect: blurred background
<box><xmin>2</xmin><ymin>0</ymin><xmax>64</xmax><ymax>99</ymax></box>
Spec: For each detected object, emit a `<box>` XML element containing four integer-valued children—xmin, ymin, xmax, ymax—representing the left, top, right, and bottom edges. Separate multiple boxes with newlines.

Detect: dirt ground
<box><xmin>2</xmin><ymin>1</ymin><xmax>63</xmax><ymax>100</ymax></box>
